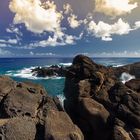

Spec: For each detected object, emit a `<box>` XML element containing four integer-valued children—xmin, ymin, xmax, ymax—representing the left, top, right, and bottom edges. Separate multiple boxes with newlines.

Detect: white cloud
<box><xmin>95</xmin><ymin>0</ymin><xmax>137</xmax><ymax>17</ymax></box>
<box><xmin>63</xmin><ymin>3</ymin><xmax>73</xmax><ymax>14</ymax></box>
<box><xmin>88</xmin><ymin>18</ymin><xmax>131</xmax><ymax>41</ymax></box>
<box><xmin>68</xmin><ymin>14</ymin><xmax>82</xmax><ymax>28</ymax></box>
<box><xmin>0</xmin><ymin>49</ymin><xmax>12</xmax><ymax>56</ymax></box>
<box><xmin>35</xmin><ymin>52</ymin><xmax>56</xmax><ymax>56</ymax></box>
<box><xmin>29</xmin><ymin>31</ymin><xmax>83</xmax><ymax>47</ymax></box>
<box><xmin>6</xmin><ymin>26</ymin><xmax>23</xmax><ymax>36</ymax></box>
<box><xmin>134</xmin><ymin>21</ymin><xmax>140</xmax><ymax>29</ymax></box>
<box><xmin>0</xmin><ymin>39</ymin><xmax>18</xmax><ymax>44</ymax></box>
<box><xmin>0</xmin><ymin>44</ymin><xmax>7</xmax><ymax>47</ymax></box>
<box><xmin>9</xmin><ymin>0</ymin><xmax>63</xmax><ymax>34</ymax></box>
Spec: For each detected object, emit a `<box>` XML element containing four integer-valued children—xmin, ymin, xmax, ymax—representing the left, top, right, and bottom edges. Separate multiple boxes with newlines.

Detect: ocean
<box><xmin>0</xmin><ymin>57</ymin><xmax>140</xmax><ymax>99</ymax></box>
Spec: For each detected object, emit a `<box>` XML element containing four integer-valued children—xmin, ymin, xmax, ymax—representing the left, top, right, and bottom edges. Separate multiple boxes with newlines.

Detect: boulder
<box><xmin>64</xmin><ymin>55</ymin><xmax>140</xmax><ymax>140</ymax></box>
<box><xmin>0</xmin><ymin>76</ymin><xmax>83</xmax><ymax>140</ymax></box>
<box><xmin>125</xmin><ymin>79</ymin><xmax>140</xmax><ymax>93</ymax></box>
<box><xmin>0</xmin><ymin>117</ymin><xmax>36</xmax><ymax>140</ymax></box>
<box><xmin>112</xmin><ymin>125</ymin><xmax>131</xmax><ymax>140</ymax></box>
<box><xmin>0</xmin><ymin>76</ymin><xmax>15</xmax><ymax>102</ymax></box>
<box><xmin>45</xmin><ymin>110</ymin><xmax>84</xmax><ymax>140</ymax></box>
<box><xmin>77</xmin><ymin>97</ymin><xmax>110</xmax><ymax>140</ymax></box>
<box><xmin>1</xmin><ymin>82</ymin><xmax>47</xmax><ymax>118</ymax></box>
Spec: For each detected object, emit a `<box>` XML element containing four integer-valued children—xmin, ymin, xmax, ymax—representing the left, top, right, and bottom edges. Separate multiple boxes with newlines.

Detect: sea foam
<box><xmin>120</xmin><ymin>72</ymin><xmax>135</xmax><ymax>84</ymax></box>
<box><xmin>6</xmin><ymin>66</ymin><xmax>64</xmax><ymax>80</ymax></box>
<box><xmin>57</xmin><ymin>94</ymin><xmax>65</xmax><ymax>106</ymax></box>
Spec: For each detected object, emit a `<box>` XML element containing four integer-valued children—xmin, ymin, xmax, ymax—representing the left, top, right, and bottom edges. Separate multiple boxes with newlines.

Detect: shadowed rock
<box><xmin>0</xmin><ymin>76</ymin><xmax>83</xmax><ymax>140</ymax></box>
<box><xmin>64</xmin><ymin>55</ymin><xmax>140</xmax><ymax>140</ymax></box>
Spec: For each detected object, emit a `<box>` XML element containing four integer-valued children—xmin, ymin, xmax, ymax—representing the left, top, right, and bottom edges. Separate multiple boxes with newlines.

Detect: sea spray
<box><xmin>120</xmin><ymin>72</ymin><xmax>135</xmax><ymax>84</ymax></box>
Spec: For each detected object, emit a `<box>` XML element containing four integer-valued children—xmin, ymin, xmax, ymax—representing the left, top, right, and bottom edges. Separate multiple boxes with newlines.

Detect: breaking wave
<box><xmin>120</xmin><ymin>72</ymin><xmax>135</xmax><ymax>84</ymax></box>
<box><xmin>5</xmin><ymin>66</ymin><xmax>64</xmax><ymax>80</ymax></box>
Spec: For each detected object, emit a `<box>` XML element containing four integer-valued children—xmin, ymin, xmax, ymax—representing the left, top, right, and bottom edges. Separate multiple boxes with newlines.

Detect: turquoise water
<box><xmin>0</xmin><ymin>57</ymin><xmax>140</xmax><ymax>97</ymax></box>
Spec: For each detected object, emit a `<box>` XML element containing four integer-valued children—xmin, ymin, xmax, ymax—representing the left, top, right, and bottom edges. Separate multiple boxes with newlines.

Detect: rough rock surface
<box><xmin>32</xmin><ymin>65</ymin><xmax>69</xmax><ymax>77</ymax></box>
<box><xmin>0</xmin><ymin>55</ymin><xmax>140</xmax><ymax>140</ymax></box>
<box><xmin>64</xmin><ymin>55</ymin><xmax>140</xmax><ymax>140</ymax></box>
<box><xmin>0</xmin><ymin>76</ymin><xmax>83</xmax><ymax>140</ymax></box>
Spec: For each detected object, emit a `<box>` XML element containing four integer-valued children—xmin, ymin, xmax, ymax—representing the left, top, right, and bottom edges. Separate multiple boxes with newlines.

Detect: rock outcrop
<box><xmin>32</xmin><ymin>65</ymin><xmax>69</xmax><ymax>77</ymax></box>
<box><xmin>64</xmin><ymin>55</ymin><xmax>140</xmax><ymax>140</ymax></box>
<box><xmin>0</xmin><ymin>76</ymin><xmax>84</xmax><ymax>140</ymax></box>
<box><xmin>0</xmin><ymin>55</ymin><xmax>140</xmax><ymax>140</ymax></box>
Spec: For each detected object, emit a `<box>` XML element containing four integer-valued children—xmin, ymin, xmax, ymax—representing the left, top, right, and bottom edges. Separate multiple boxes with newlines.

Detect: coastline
<box><xmin>0</xmin><ymin>55</ymin><xmax>139</xmax><ymax>140</ymax></box>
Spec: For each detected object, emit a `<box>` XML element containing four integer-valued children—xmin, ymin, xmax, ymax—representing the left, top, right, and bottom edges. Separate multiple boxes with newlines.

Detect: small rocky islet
<box><xmin>0</xmin><ymin>55</ymin><xmax>140</xmax><ymax>140</ymax></box>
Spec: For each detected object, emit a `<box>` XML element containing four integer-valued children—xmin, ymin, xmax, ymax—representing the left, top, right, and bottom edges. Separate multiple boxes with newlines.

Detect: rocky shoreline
<box><xmin>0</xmin><ymin>55</ymin><xmax>140</xmax><ymax>140</ymax></box>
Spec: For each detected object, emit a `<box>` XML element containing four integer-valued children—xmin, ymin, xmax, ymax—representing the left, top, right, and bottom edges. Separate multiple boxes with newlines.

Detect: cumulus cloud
<box><xmin>88</xmin><ymin>18</ymin><xmax>131</xmax><ymax>41</ymax></box>
<box><xmin>95</xmin><ymin>0</ymin><xmax>137</xmax><ymax>17</ymax></box>
<box><xmin>63</xmin><ymin>3</ymin><xmax>73</xmax><ymax>14</ymax></box>
<box><xmin>134</xmin><ymin>21</ymin><xmax>140</xmax><ymax>29</ymax></box>
<box><xmin>9</xmin><ymin>0</ymin><xmax>63</xmax><ymax>34</ymax></box>
<box><xmin>6</xmin><ymin>25</ymin><xmax>23</xmax><ymax>36</ymax></box>
<box><xmin>68</xmin><ymin>14</ymin><xmax>82</xmax><ymax>28</ymax></box>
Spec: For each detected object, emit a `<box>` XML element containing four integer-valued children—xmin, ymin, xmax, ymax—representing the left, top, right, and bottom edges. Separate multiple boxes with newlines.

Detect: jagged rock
<box><xmin>125</xmin><ymin>79</ymin><xmax>140</xmax><ymax>93</ymax></box>
<box><xmin>64</xmin><ymin>55</ymin><xmax>140</xmax><ymax>140</ymax></box>
<box><xmin>109</xmin><ymin>82</ymin><xmax>140</xmax><ymax>128</ymax></box>
<box><xmin>113</xmin><ymin>125</ymin><xmax>131</xmax><ymax>140</ymax></box>
<box><xmin>0</xmin><ymin>76</ymin><xmax>83</xmax><ymax>140</ymax></box>
<box><xmin>115</xmin><ymin>62</ymin><xmax>140</xmax><ymax>78</ymax></box>
<box><xmin>32</xmin><ymin>65</ymin><xmax>68</xmax><ymax>77</ymax></box>
<box><xmin>66</xmin><ymin>55</ymin><xmax>106</xmax><ymax>80</ymax></box>
<box><xmin>132</xmin><ymin>128</ymin><xmax>140</xmax><ymax>140</ymax></box>
<box><xmin>1</xmin><ymin>81</ymin><xmax>47</xmax><ymax>118</ymax></box>
<box><xmin>0</xmin><ymin>76</ymin><xmax>15</xmax><ymax>102</ymax></box>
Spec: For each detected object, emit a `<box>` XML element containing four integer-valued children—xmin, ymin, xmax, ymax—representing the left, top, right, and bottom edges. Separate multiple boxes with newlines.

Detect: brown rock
<box><xmin>45</xmin><ymin>110</ymin><xmax>84</xmax><ymax>140</ymax></box>
<box><xmin>77</xmin><ymin>97</ymin><xmax>110</xmax><ymax>140</ymax></box>
<box><xmin>0</xmin><ymin>117</ymin><xmax>36</xmax><ymax>140</ymax></box>
<box><xmin>113</xmin><ymin>125</ymin><xmax>131</xmax><ymax>140</ymax></box>
<box><xmin>132</xmin><ymin>128</ymin><xmax>140</xmax><ymax>140</ymax></box>
<box><xmin>1</xmin><ymin>82</ymin><xmax>47</xmax><ymax>118</ymax></box>
<box><xmin>0</xmin><ymin>76</ymin><xmax>15</xmax><ymax>102</ymax></box>
<box><xmin>125</xmin><ymin>79</ymin><xmax>140</xmax><ymax>93</ymax></box>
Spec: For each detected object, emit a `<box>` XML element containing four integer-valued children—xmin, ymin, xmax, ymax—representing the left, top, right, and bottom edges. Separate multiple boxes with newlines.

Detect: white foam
<box><xmin>120</xmin><ymin>72</ymin><xmax>135</xmax><ymax>84</ymax></box>
<box><xmin>113</xmin><ymin>64</ymin><xmax>124</xmax><ymax>68</ymax></box>
<box><xmin>57</xmin><ymin>94</ymin><xmax>65</xmax><ymax>106</ymax></box>
<box><xmin>5</xmin><ymin>66</ymin><xmax>65</xmax><ymax>80</ymax></box>
<box><xmin>59</xmin><ymin>63</ymin><xmax>72</xmax><ymax>67</ymax></box>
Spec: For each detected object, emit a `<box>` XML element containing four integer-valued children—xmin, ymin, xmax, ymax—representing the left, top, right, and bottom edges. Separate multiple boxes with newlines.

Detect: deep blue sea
<box><xmin>0</xmin><ymin>57</ymin><xmax>140</xmax><ymax>99</ymax></box>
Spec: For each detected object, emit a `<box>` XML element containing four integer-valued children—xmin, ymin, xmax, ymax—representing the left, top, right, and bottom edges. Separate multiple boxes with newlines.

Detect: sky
<box><xmin>0</xmin><ymin>0</ymin><xmax>140</xmax><ymax>57</ymax></box>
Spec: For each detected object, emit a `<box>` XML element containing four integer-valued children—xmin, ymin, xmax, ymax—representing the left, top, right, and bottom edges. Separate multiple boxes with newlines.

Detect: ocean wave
<box><xmin>120</xmin><ymin>72</ymin><xmax>135</xmax><ymax>84</ymax></box>
<box><xmin>57</xmin><ymin>94</ymin><xmax>65</xmax><ymax>106</ymax></box>
<box><xmin>59</xmin><ymin>63</ymin><xmax>72</xmax><ymax>67</ymax></box>
<box><xmin>113</xmin><ymin>64</ymin><xmax>124</xmax><ymax>67</ymax></box>
<box><xmin>5</xmin><ymin>66</ymin><xmax>65</xmax><ymax>80</ymax></box>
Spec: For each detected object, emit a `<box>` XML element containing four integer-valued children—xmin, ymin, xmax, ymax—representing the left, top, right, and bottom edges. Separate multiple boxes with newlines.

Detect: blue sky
<box><xmin>0</xmin><ymin>0</ymin><xmax>140</xmax><ymax>57</ymax></box>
